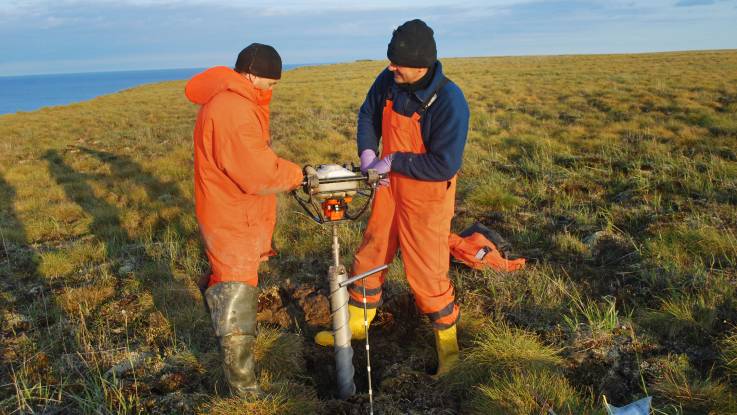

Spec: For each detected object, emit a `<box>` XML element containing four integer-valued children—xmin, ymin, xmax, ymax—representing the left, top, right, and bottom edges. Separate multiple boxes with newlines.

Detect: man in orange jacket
<box><xmin>315</xmin><ymin>20</ymin><xmax>470</xmax><ymax>378</ymax></box>
<box><xmin>185</xmin><ymin>43</ymin><xmax>304</xmax><ymax>397</ymax></box>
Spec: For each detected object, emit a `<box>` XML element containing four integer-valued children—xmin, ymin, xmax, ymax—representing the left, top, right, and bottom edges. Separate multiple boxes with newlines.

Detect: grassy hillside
<box><xmin>2</xmin><ymin>50</ymin><xmax>737</xmax><ymax>414</ymax></box>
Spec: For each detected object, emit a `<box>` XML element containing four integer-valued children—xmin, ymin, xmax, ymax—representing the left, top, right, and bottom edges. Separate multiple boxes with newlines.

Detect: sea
<box><xmin>0</xmin><ymin>64</ymin><xmax>303</xmax><ymax>115</ymax></box>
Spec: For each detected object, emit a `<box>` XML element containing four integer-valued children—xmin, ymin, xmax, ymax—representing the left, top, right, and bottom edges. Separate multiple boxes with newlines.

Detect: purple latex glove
<box><xmin>360</xmin><ymin>149</ymin><xmax>377</xmax><ymax>173</ymax></box>
<box><xmin>368</xmin><ymin>154</ymin><xmax>394</xmax><ymax>186</ymax></box>
<box><xmin>369</xmin><ymin>154</ymin><xmax>393</xmax><ymax>174</ymax></box>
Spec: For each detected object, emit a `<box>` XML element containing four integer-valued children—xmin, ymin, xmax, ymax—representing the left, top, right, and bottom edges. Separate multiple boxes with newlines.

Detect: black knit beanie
<box><xmin>235</xmin><ymin>43</ymin><xmax>282</xmax><ymax>80</ymax></box>
<box><xmin>387</xmin><ymin>19</ymin><xmax>437</xmax><ymax>68</ymax></box>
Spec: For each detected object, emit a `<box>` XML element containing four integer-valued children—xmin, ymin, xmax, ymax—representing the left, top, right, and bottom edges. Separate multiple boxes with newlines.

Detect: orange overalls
<box><xmin>348</xmin><ymin>93</ymin><xmax>459</xmax><ymax>329</ymax></box>
<box><xmin>186</xmin><ymin>67</ymin><xmax>303</xmax><ymax>288</ymax></box>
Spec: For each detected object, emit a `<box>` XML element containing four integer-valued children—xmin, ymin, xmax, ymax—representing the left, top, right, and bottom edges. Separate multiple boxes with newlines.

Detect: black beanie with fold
<box><xmin>235</xmin><ymin>43</ymin><xmax>282</xmax><ymax>80</ymax></box>
<box><xmin>387</xmin><ymin>19</ymin><xmax>437</xmax><ymax>68</ymax></box>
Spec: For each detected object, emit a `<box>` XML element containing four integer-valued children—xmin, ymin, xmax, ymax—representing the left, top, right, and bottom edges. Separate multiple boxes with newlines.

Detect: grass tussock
<box><xmin>199</xmin><ymin>381</ymin><xmax>319</xmax><ymax>415</ymax></box>
<box><xmin>470</xmin><ymin>370</ymin><xmax>597</xmax><ymax>415</ymax></box>
<box><xmin>443</xmin><ymin>321</ymin><xmax>597</xmax><ymax>413</ymax></box>
<box><xmin>651</xmin><ymin>354</ymin><xmax>737</xmax><ymax>415</ymax></box>
<box><xmin>253</xmin><ymin>327</ymin><xmax>305</xmax><ymax>379</ymax></box>
<box><xmin>452</xmin><ymin>321</ymin><xmax>563</xmax><ymax>379</ymax></box>
<box><xmin>643</xmin><ymin>294</ymin><xmax>718</xmax><ymax>343</ymax></box>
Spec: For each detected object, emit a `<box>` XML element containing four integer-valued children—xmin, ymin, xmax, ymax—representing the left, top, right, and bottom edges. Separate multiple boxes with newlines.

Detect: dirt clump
<box><xmin>257</xmin><ymin>283</ymin><xmax>331</xmax><ymax>329</ymax></box>
<box><xmin>566</xmin><ymin>328</ymin><xmax>657</xmax><ymax>404</ymax></box>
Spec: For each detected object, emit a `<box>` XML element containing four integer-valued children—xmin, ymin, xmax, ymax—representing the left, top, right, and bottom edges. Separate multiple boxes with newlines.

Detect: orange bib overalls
<box><xmin>349</xmin><ymin>90</ymin><xmax>459</xmax><ymax>329</ymax></box>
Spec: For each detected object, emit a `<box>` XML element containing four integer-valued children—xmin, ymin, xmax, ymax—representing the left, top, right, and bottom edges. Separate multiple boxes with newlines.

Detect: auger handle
<box><xmin>338</xmin><ymin>264</ymin><xmax>389</xmax><ymax>288</ymax></box>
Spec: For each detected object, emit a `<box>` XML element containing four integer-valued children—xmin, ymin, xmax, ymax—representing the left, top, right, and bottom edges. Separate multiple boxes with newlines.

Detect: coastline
<box><xmin>0</xmin><ymin>63</ymin><xmax>311</xmax><ymax>116</ymax></box>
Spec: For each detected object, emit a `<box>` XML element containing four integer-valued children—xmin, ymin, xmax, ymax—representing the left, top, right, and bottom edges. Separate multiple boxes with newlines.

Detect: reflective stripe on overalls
<box><xmin>349</xmin><ymin>81</ymin><xmax>460</xmax><ymax>329</ymax></box>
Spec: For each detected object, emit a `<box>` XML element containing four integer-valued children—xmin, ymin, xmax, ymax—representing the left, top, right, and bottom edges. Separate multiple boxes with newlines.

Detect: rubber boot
<box><xmin>205</xmin><ymin>282</ymin><xmax>261</xmax><ymax>398</ymax></box>
<box><xmin>314</xmin><ymin>304</ymin><xmax>376</xmax><ymax>347</ymax></box>
<box><xmin>219</xmin><ymin>333</ymin><xmax>259</xmax><ymax>398</ymax></box>
<box><xmin>432</xmin><ymin>324</ymin><xmax>459</xmax><ymax>379</ymax></box>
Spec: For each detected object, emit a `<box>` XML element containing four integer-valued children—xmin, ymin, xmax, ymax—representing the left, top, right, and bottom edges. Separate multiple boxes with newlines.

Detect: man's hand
<box><xmin>360</xmin><ymin>149</ymin><xmax>378</xmax><ymax>173</ymax></box>
<box><xmin>369</xmin><ymin>154</ymin><xmax>393</xmax><ymax>187</ymax></box>
<box><xmin>301</xmin><ymin>165</ymin><xmax>319</xmax><ymax>192</ymax></box>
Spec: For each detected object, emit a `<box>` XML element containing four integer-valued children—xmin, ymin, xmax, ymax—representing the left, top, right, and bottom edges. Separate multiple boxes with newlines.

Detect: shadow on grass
<box><xmin>0</xmin><ymin>172</ymin><xmax>71</xmax><ymax>412</ymax></box>
<box><xmin>73</xmin><ymin>146</ymin><xmax>212</xmax><ymax>340</ymax></box>
<box><xmin>76</xmin><ymin>146</ymin><xmax>188</xmax><ymax>211</ymax></box>
<box><xmin>42</xmin><ymin>149</ymin><xmax>214</xmax><ymax>392</ymax></box>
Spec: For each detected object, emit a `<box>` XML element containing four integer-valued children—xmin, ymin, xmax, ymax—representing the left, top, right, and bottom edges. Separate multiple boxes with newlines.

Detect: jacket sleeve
<box><xmin>217</xmin><ymin>114</ymin><xmax>303</xmax><ymax>195</ymax></box>
<box><xmin>391</xmin><ymin>84</ymin><xmax>470</xmax><ymax>181</ymax></box>
<box><xmin>356</xmin><ymin>69</ymin><xmax>391</xmax><ymax>156</ymax></box>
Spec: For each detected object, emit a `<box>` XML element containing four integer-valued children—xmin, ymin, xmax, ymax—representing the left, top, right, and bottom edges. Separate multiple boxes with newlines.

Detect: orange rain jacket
<box><xmin>448</xmin><ymin>233</ymin><xmax>526</xmax><ymax>272</ymax></box>
<box><xmin>185</xmin><ymin>66</ymin><xmax>303</xmax><ymax>287</ymax></box>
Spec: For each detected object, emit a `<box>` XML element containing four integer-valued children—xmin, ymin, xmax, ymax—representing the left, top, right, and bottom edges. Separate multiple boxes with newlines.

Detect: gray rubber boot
<box><xmin>205</xmin><ymin>282</ymin><xmax>261</xmax><ymax>398</ymax></box>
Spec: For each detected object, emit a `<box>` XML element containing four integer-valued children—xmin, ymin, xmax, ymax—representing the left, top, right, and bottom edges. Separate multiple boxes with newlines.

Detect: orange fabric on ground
<box><xmin>185</xmin><ymin>66</ymin><xmax>303</xmax><ymax>286</ymax></box>
<box><xmin>448</xmin><ymin>233</ymin><xmax>526</xmax><ymax>271</ymax></box>
<box><xmin>349</xmin><ymin>99</ymin><xmax>459</xmax><ymax>329</ymax></box>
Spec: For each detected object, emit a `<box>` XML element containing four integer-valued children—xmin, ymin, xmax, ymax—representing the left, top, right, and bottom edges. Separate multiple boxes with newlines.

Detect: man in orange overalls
<box><xmin>315</xmin><ymin>19</ymin><xmax>470</xmax><ymax>378</ymax></box>
<box><xmin>185</xmin><ymin>44</ymin><xmax>304</xmax><ymax>397</ymax></box>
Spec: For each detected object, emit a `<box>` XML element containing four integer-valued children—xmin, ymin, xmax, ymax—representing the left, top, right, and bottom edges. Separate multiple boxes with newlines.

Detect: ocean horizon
<box><xmin>0</xmin><ymin>64</ymin><xmax>305</xmax><ymax>115</ymax></box>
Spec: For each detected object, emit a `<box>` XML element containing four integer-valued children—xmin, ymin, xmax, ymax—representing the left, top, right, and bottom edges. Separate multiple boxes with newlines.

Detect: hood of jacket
<box><xmin>185</xmin><ymin>66</ymin><xmax>272</xmax><ymax>106</ymax></box>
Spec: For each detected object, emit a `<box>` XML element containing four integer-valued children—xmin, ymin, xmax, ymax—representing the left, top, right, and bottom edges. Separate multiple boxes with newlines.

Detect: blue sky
<box><xmin>1</xmin><ymin>0</ymin><xmax>736</xmax><ymax>76</ymax></box>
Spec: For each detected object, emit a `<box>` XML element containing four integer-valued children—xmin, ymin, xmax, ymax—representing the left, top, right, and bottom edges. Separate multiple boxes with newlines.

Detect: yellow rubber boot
<box><xmin>432</xmin><ymin>325</ymin><xmax>459</xmax><ymax>379</ymax></box>
<box><xmin>314</xmin><ymin>305</ymin><xmax>376</xmax><ymax>347</ymax></box>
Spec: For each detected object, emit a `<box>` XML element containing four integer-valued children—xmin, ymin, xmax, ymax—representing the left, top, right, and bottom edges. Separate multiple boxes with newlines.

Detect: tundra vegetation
<box><xmin>1</xmin><ymin>50</ymin><xmax>736</xmax><ymax>414</ymax></box>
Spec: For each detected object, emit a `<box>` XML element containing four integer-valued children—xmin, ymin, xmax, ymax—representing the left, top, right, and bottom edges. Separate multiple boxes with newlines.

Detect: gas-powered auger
<box><xmin>292</xmin><ymin>163</ymin><xmax>388</xmax><ymax>410</ymax></box>
<box><xmin>293</xmin><ymin>163</ymin><xmax>382</xmax><ymax>224</ymax></box>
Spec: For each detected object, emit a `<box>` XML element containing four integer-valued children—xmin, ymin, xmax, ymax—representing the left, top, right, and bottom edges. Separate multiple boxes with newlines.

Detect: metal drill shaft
<box><xmin>329</xmin><ymin>224</ymin><xmax>355</xmax><ymax>399</ymax></box>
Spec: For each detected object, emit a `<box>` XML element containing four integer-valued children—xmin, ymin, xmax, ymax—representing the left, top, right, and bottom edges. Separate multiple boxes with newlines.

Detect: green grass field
<box><xmin>1</xmin><ymin>50</ymin><xmax>737</xmax><ymax>414</ymax></box>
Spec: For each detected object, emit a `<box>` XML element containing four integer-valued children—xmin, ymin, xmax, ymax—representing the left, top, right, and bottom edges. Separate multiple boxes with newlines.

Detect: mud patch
<box><xmin>566</xmin><ymin>329</ymin><xmax>657</xmax><ymax>405</ymax></box>
<box><xmin>584</xmin><ymin>231</ymin><xmax>638</xmax><ymax>267</ymax></box>
<box><xmin>257</xmin><ymin>283</ymin><xmax>331</xmax><ymax>330</ymax></box>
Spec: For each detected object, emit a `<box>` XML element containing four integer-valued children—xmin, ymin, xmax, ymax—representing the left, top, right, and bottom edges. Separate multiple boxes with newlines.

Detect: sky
<box><xmin>1</xmin><ymin>0</ymin><xmax>736</xmax><ymax>76</ymax></box>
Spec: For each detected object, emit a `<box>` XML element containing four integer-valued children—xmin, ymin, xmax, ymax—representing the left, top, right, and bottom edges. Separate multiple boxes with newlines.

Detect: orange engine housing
<box><xmin>321</xmin><ymin>197</ymin><xmax>352</xmax><ymax>221</ymax></box>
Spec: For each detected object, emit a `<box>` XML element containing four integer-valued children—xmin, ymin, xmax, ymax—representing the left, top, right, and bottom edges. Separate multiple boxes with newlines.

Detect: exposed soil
<box><xmin>565</xmin><ymin>328</ymin><xmax>655</xmax><ymax>404</ymax></box>
<box><xmin>256</xmin><ymin>280</ymin><xmax>461</xmax><ymax>414</ymax></box>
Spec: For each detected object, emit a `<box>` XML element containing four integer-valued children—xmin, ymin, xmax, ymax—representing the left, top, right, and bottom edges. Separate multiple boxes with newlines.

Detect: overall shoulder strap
<box><xmin>418</xmin><ymin>76</ymin><xmax>450</xmax><ymax>115</ymax></box>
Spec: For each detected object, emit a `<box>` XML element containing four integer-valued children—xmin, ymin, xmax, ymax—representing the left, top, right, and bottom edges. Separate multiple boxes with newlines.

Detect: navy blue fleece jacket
<box><xmin>356</xmin><ymin>61</ymin><xmax>470</xmax><ymax>181</ymax></box>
